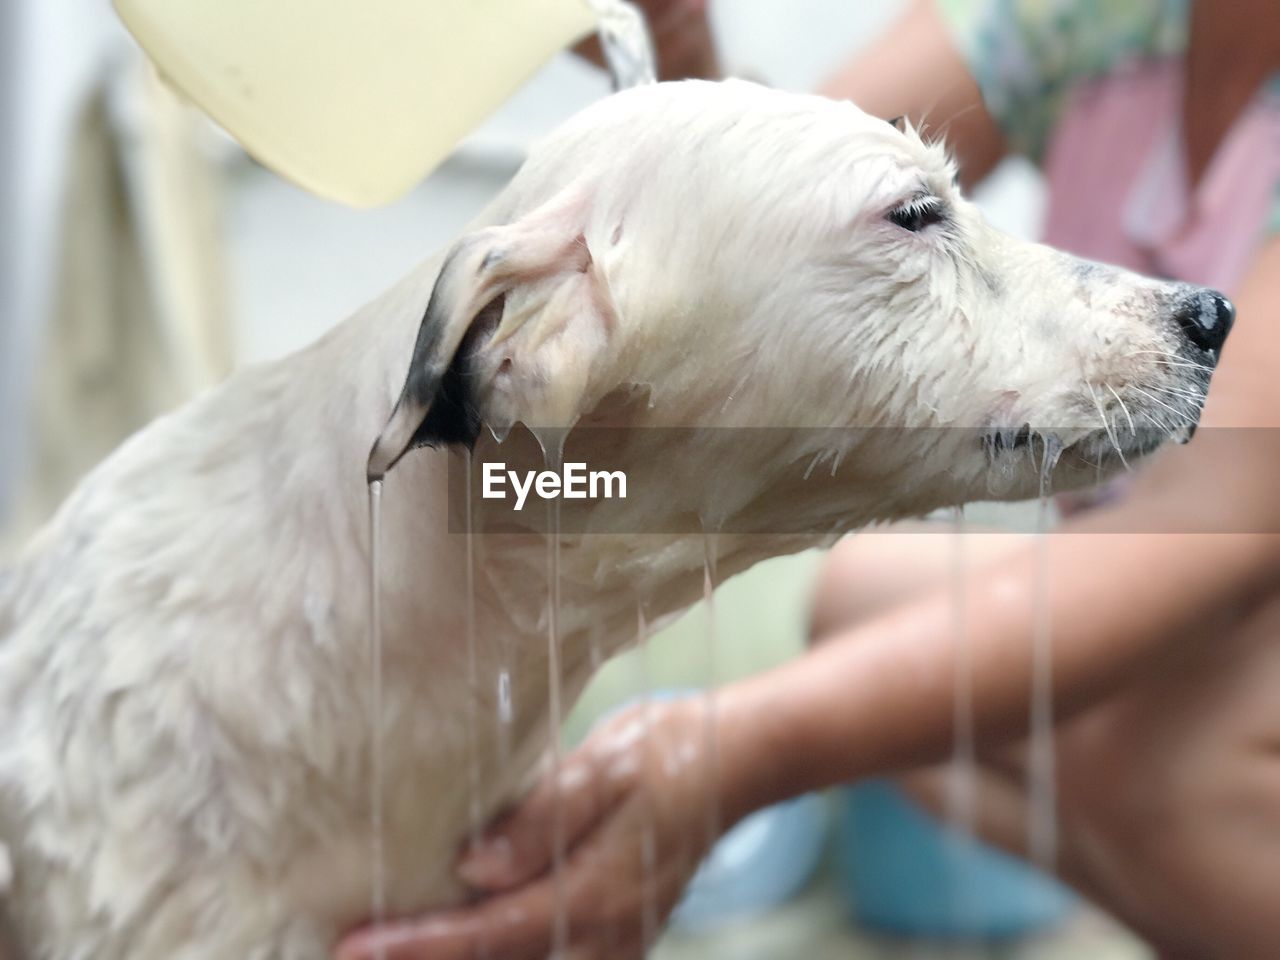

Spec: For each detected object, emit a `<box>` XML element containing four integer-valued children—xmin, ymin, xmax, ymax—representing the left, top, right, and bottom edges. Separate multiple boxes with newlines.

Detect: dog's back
<box><xmin>0</xmin><ymin>362</ymin><xmax>381</xmax><ymax>958</ymax></box>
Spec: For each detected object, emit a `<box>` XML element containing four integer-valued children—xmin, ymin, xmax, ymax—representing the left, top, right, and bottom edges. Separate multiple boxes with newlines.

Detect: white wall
<box><xmin>2</xmin><ymin>0</ymin><xmax>132</xmax><ymax>520</ymax></box>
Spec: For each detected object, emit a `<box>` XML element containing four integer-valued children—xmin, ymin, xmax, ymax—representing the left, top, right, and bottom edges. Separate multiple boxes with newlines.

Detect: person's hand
<box><xmin>335</xmin><ymin>697</ymin><xmax>723</xmax><ymax>960</ymax></box>
<box><xmin>576</xmin><ymin>0</ymin><xmax>721</xmax><ymax>82</ymax></box>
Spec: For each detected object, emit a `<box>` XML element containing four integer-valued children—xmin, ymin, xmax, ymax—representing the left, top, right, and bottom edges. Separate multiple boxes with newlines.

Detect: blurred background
<box><xmin>0</xmin><ymin>1</ymin><xmax>1149</xmax><ymax>956</ymax></box>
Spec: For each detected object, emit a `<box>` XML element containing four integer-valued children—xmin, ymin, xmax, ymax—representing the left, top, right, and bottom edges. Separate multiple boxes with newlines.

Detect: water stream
<box><xmin>497</xmin><ymin>669</ymin><xmax>514</xmax><ymax>763</ymax></box>
<box><xmin>532</xmin><ymin>428</ymin><xmax>570</xmax><ymax>957</ymax></box>
<box><xmin>1028</xmin><ymin>440</ymin><xmax>1063</xmax><ymax>872</ymax></box>
<box><xmin>700</xmin><ymin>533</ymin><xmax>723</xmax><ymax>851</ymax></box>
<box><xmin>547</xmin><ymin>8</ymin><xmax>657</xmax><ymax>950</ymax></box>
<box><xmin>548</xmin><ymin>499</ymin><xmax>568</xmax><ymax>956</ymax></box>
<box><xmin>585</xmin><ymin>0</ymin><xmax>658</xmax><ymax>89</ymax></box>
<box><xmin>944</xmin><ymin>506</ymin><xmax>979</xmax><ymax>933</ymax></box>
<box><xmin>463</xmin><ymin>450</ymin><xmax>485</xmax><ymax>865</ymax></box>
<box><xmin>633</xmin><ymin>600</ymin><xmax>660</xmax><ymax>949</ymax></box>
<box><xmin>366</xmin><ymin>479</ymin><xmax>387</xmax><ymax>958</ymax></box>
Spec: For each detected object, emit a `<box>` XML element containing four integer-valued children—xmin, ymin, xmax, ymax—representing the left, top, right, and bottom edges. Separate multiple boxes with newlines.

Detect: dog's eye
<box><xmin>888</xmin><ymin>198</ymin><xmax>946</xmax><ymax>233</ymax></box>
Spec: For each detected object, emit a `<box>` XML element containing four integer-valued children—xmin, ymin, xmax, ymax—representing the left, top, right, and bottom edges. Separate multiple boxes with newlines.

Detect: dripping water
<box><xmin>592</xmin><ymin>601</ymin><xmax>656</xmax><ymax>957</ymax></box>
<box><xmin>548</xmin><ymin>499</ymin><xmax>568</xmax><ymax>957</ymax></box>
<box><xmin>494</xmin><ymin>431</ymin><xmax>514</xmax><ymax>767</ymax></box>
<box><xmin>700</xmin><ymin>532</ymin><xmax>722</xmax><ymax>850</ymax></box>
<box><xmin>463</xmin><ymin>450</ymin><xmax>485</xmax><ymax>866</ymax></box>
<box><xmin>366</xmin><ymin>479</ymin><xmax>387</xmax><ymax>955</ymax></box>
<box><xmin>535</xmin><ymin>6</ymin><xmax>651</xmax><ymax>943</ymax></box>
<box><xmin>588</xmin><ymin>620</ymin><xmax>607</xmax><ymax>671</ymax></box>
<box><xmin>944</xmin><ymin>506</ymin><xmax>979</xmax><ymax>934</ymax></box>
<box><xmin>634</xmin><ymin>601</ymin><xmax>660</xmax><ymax>950</ymax></box>
<box><xmin>585</xmin><ymin>0</ymin><xmax>658</xmax><ymax>90</ymax></box>
<box><xmin>1028</xmin><ymin>437</ymin><xmax>1063</xmax><ymax>871</ymax></box>
<box><xmin>483</xmin><ymin>423</ymin><xmax>516</xmax><ymax>765</ymax></box>
<box><xmin>497</xmin><ymin>669</ymin><xmax>514</xmax><ymax>762</ymax></box>
<box><xmin>533</xmin><ymin>429</ymin><xmax>570</xmax><ymax>958</ymax></box>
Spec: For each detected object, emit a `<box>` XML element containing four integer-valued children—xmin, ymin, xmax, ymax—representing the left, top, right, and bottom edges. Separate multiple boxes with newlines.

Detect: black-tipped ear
<box><xmin>407</xmin><ymin>352</ymin><xmax>481</xmax><ymax>450</ymax></box>
<box><xmin>367</xmin><ymin>183</ymin><xmax>597</xmax><ymax>480</ymax></box>
<box><xmin>405</xmin><ymin>295</ymin><xmax>506</xmax><ymax>450</ymax></box>
<box><xmin>367</xmin><ymin>240</ymin><xmax>502</xmax><ymax>479</ymax></box>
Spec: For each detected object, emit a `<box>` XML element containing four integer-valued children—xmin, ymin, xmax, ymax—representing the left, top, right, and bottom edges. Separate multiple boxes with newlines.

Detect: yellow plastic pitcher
<box><xmin>114</xmin><ymin>0</ymin><xmax>602</xmax><ymax>207</ymax></box>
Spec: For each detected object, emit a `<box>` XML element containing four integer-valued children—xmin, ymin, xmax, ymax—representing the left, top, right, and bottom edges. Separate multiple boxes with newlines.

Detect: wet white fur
<box><xmin>0</xmin><ymin>80</ymin><xmax>1213</xmax><ymax>958</ymax></box>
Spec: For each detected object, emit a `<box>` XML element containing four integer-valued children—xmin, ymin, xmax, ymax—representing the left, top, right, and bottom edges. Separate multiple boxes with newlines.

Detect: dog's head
<box><xmin>368</xmin><ymin>81</ymin><xmax>1232</xmax><ymax>528</ymax></box>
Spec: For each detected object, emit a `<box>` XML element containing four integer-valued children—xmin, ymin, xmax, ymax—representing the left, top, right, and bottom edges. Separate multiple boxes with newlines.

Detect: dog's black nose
<box><xmin>1175</xmin><ymin>291</ymin><xmax>1235</xmax><ymax>353</ymax></box>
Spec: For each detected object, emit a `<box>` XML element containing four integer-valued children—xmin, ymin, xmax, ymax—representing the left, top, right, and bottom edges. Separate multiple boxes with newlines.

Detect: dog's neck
<box><xmin>248</xmin><ymin>258</ymin><xmax>807</xmax><ymax>904</ymax></box>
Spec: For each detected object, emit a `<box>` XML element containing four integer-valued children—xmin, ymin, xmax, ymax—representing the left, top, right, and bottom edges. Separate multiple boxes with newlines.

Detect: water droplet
<box><xmin>585</xmin><ymin>0</ymin><xmax>657</xmax><ymax>90</ymax></box>
<box><xmin>497</xmin><ymin>671</ymin><xmax>513</xmax><ymax>725</ymax></box>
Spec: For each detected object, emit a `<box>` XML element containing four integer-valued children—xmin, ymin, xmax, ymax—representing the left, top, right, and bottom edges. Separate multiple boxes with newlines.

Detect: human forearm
<box><xmin>717</xmin><ymin>522</ymin><xmax>1280</xmax><ymax>824</ymax></box>
<box><xmin>817</xmin><ymin>0</ymin><xmax>1008</xmax><ymax>188</ymax></box>
<box><xmin>580</xmin><ymin>1</ymin><xmax>1005</xmax><ymax>188</ymax></box>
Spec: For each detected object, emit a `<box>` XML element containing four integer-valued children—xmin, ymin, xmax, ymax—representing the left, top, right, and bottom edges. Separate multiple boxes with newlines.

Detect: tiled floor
<box><xmin>656</xmin><ymin>878</ymin><xmax>1152</xmax><ymax>960</ymax></box>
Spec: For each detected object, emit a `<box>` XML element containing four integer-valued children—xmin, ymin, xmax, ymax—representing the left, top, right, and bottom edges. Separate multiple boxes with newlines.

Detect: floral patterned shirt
<box><xmin>938</xmin><ymin>0</ymin><xmax>1280</xmax><ymax>289</ymax></box>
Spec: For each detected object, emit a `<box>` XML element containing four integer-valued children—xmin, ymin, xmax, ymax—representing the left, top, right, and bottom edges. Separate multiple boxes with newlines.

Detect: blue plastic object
<box><xmin>671</xmin><ymin>792</ymin><xmax>828</xmax><ymax>931</ymax></box>
<box><xmin>835</xmin><ymin>780</ymin><xmax>1074</xmax><ymax>940</ymax></box>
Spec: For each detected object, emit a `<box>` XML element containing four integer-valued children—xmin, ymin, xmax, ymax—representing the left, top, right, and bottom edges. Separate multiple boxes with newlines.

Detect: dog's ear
<box><xmin>368</xmin><ymin>185</ymin><xmax>609</xmax><ymax>479</ymax></box>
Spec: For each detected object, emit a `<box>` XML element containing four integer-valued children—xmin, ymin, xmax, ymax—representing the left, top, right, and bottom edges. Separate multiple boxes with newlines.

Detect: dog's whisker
<box><xmin>1128</xmin><ymin>386</ymin><xmax>1197</xmax><ymax>434</ymax></box>
<box><xmin>1146</xmin><ymin>382</ymin><xmax>1208</xmax><ymax>404</ymax></box>
<box><xmin>1085</xmin><ymin>380</ymin><xmax>1130</xmax><ymax>470</ymax></box>
<box><xmin>1154</xmin><ymin>390</ymin><xmax>1207</xmax><ymax>407</ymax></box>
<box><xmin>1132</xmin><ymin>353</ymin><xmax>1216</xmax><ymax>373</ymax></box>
<box><xmin>1105</xmin><ymin>383</ymin><xmax>1137</xmax><ymax>437</ymax></box>
<box><xmin>1129</xmin><ymin>349</ymin><xmax>1201</xmax><ymax>360</ymax></box>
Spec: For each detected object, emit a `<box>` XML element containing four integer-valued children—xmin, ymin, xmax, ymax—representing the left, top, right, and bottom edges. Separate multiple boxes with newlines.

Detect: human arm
<box><xmin>580</xmin><ymin>1</ymin><xmax>1008</xmax><ymax>188</ymax></box>
<box><xmin>817</xmin><ymin>0</ymin><xmax>1008</xmax><ymax>188</ymax></box>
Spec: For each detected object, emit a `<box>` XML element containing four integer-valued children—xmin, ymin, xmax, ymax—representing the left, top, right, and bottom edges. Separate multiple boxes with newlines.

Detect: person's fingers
<box><xmin>458</xmin><ymin>754</ymin><xmax>618</xmax><ymax>892</ymax></box>
<box><xmin>336</xmin><ymin>880</ymin><xmax>560</xmax><ymax>960</ymax></box>
<box><xmin>340</xmin><ymin>798</ymin><xmax>702</xmax><ymax>960</ymax></box>
<box><xmin>341</xmin><ymin>831</ymin><xmax>645</xmax><ymax>960</ymax></box>
<box><xmin>461</xmin><ymin>705</ymin><xmax>666</xmax><ymax>891</ymax></box>
<box><xmin>335</xmin><ymin>917</ymin><xmax>475</xmax><ymax>960</ymax></box>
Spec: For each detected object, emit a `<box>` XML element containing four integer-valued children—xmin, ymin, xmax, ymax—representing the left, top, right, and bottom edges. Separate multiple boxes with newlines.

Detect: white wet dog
<box><xmin>0</xmin><ymin>80</ymin><xmax>1232</xmax><ymax>959</ymax></box>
